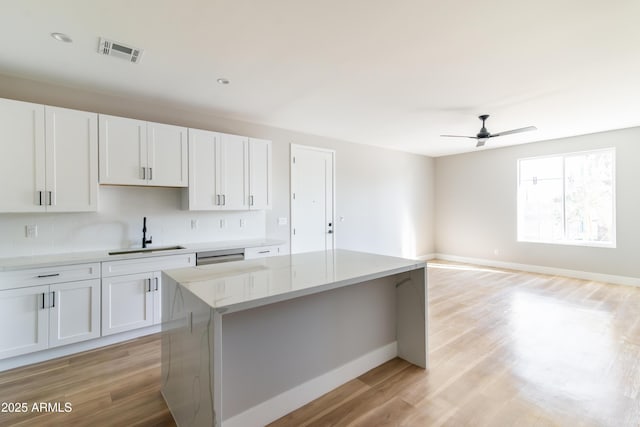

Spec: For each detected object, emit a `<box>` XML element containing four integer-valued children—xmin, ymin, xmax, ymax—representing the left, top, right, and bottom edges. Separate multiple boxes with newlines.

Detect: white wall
<box><xmin>0</xmin><ymin>186</ymin><xmax>265</xmax><ymax>257</ymax></box>
<box><xmin>435</xmin><ymin>127</ymin><xmax>640</xmax><ymax>278</ymax></box>
<box><xmin>0</xmin><ymin>74</ymin><xmax>435</xmax><ymax>259</ymax></box>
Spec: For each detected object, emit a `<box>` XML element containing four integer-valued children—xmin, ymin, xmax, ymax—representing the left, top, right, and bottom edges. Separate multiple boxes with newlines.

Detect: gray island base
<box><xmin>161</xmin><ymin>249</ymin><xmax>427</xmax><ymax>427</ymax></box>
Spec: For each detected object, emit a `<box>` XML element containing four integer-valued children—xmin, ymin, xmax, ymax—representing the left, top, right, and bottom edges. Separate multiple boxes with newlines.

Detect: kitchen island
<box><xmin>161</xmin><ymin>249</ymin><xmax>427</xmax><ymax>427</ymax></box>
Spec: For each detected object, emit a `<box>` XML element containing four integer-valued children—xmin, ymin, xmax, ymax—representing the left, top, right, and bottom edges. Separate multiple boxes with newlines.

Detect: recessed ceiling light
<box><xmin>51</xmin><ymin>32</ymin><xmax>73</xmax><ymax>43</ymax></box>
<box><xmin>217</xmin><ymin>78</ymin><xmax>230</xmax><ymax>85</ymax></box>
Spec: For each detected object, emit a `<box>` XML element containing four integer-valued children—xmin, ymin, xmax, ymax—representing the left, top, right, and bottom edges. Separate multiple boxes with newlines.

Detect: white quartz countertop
<box><xmin>0</xmin><ymin>239</ymin><xmax>286</xmax><ymax>271</ymax></box>
<box><xmin>164</xmin><ymin>249</ymin><xmax>426</xmax><ymax>313</ymax></box>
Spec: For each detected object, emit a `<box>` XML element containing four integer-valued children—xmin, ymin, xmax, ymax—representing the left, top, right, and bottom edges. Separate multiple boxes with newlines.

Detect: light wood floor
<box><xmin>2</xmin><ymin>261</ymin><xmax>639</xmax><ymax>426</ymax></box>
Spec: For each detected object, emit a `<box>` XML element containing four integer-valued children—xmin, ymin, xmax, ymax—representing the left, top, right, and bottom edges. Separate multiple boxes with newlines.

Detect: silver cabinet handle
<box><xmin>154</xmin><ymin>277</ymin><xmax>159</xmax><ymax>291</ymax></box>
<box><xmin>258</xmin><ymin>250</ymin><xmax>270</xmax><ymax>254</ymax></box>
<box><xmin>216</xmin><ymin>194</ymin><xmax>220</xmax><ymax>205</ymax></box>
<box><xmin>51</xmin><ymin>291</ymin><xmax>55</xmax><ymax>308</ymax></box>
<box><xmin>142</xmin><ymin>167</ymin><xmax>146</xmax><ymax>180</ymax></box>
<box><xmin>38</xmin><ymin>191</ymin><xmax>43</xmax><ymax>206</ymax></box>
<box><xmin>250</xmin><ymin>195</ymin><xmax>254</xmax><ymax>206</ymax></box>
<box><xmin>222</xmin><ymin>194</ymin><xmax>226</xmax><ymax>206</ymax></box>
<box><xmin>149</xmin><ymin>167</ymin><xmax>153</xmax><ymax>180</ymax></box>
<box><xmin>41</xmin><ymin>292</ymin><xmax>46</xmax><ymax>309</ymax></box>
<box><xmin>48</xmin><ymin>191</ymin><xmax>53</xmax><ymax>206</ymax></box>
<box><xmin>147</xmin><ymin>278</ymin><xmax>152</xmax><ymax>293</ymax></box>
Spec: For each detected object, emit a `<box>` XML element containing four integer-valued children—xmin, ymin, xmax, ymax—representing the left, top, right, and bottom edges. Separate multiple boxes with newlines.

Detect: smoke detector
<box><xmin>98</xmin><ymin>38</ymin><xmax>143</xmax><ymax>64</ymax></box>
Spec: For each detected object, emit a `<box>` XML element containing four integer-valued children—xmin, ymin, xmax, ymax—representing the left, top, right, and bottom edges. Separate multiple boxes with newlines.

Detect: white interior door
<box><xmin>291</xmin><ymin>145</ymin><xmax>335</xmax><ymax>254</ymax></box>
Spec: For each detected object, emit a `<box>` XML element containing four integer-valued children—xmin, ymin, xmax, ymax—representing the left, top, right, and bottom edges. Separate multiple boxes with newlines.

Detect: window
<box><xmin>517</xmin><ymin>148</ymin><xmax>615</xmax><ymax>247</ymax></box>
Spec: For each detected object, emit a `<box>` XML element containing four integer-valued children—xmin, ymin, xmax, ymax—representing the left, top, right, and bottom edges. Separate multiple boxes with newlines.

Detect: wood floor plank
<box><xmin>2</xmin><ymin>260</ymin><xmax>640</xmax><ymax>426</ymax></box>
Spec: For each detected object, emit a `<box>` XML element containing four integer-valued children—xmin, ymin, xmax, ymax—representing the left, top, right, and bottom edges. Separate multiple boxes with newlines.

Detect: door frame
<box><xmin>290</xmin><ymin>144</ymin><xmax>336</xmax><ymax>254</ymax></box>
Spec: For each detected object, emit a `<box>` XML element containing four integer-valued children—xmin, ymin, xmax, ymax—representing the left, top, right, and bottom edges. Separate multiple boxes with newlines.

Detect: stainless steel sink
<box><xmin>108</xmin><ymin>245</ymin><xmax>185</xmax><ymax>256</ymax></box>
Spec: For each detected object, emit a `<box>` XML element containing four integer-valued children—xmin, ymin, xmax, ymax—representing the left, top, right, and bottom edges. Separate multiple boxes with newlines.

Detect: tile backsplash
<box><xmin>0</xmin><ymin>186</ymin><xmax>265</xmax><ymax>258</ymax></box>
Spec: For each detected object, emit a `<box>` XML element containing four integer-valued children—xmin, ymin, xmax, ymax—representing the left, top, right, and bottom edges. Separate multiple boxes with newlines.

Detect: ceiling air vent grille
<box><xmin>98</xmin><ymin>38</ymin><xmax>143</xmax><ymax>64</ymax></box>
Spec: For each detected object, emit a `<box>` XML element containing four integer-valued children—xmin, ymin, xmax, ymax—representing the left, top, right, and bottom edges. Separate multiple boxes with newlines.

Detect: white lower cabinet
<box><xmin>49</xmin><ymin>279</ymin><xmax>101</xmax><ymax>348</ymax></box>
<box><xmin>244</xmin><ymin>244</ymin><xmax>285</xmax><ymax>259</ymax></box>
<box><xmin>0</xmin><ymin>262</ymin><xmax>101</xmax><ymax>360</ymax></box>
<box><xmin>101</xmin><ymin>271</ymin><xmax>159</xmax><ymax>336</ymax></box>
<box><xmin>101</xmin><ymin>254</ymin><xmax>194</xmax><ymax>336</ymax></box>
<box><xmin>0</xmin><ymin>285</ymin><xmax>49</xmax><ymax>359</ymax></box>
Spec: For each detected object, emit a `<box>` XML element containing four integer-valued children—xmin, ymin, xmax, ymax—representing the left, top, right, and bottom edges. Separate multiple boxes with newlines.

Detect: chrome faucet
<box><xmin>142</xmin><ymin>217</ymin><xmax>153</xmax><ymax>248</ymax></box>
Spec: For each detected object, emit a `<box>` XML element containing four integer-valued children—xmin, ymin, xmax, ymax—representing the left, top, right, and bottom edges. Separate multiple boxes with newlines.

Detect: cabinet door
<box><xmin>147</xmin><ymin>122</ymin><xmax>188</xmax><ymax>187</ymax></box>
<box><xmin>102</xmin><ymin>272</ymin><xmax>154</xmax><ymax>336</ymax></box>
<box><xmin>248</xmin><ymin>138</ymin><xmax>272</xmax><ymax>210</ymax></box>
<box><xmin>0</xmin><ymin>98</ymin><xmax>46</xmax><ymax>213</ymax></box>
<box><xmin>0</xmin><ymin>285</ymin><xmax>49</xmax><ymax>360</ymax></box>
<box><xmin>49</xmin><ymin>279</ymin><xmax>100</xmax><ymax>348</ymax></box>
<box><xmin>45</xmin><ymin>107</ymin><xmax>98</xmax><ymax>212</ymax></box>
<box><xmin>99</xmin><ymin>114</ymin><xmax>148</xmax><ymax>185</ymax></box>
<box><xmin>218</xmin><ymin>133</ymin><xmax>249</xmax><ymax>210</ymax></box>
<box><xmin>187</xmin><ymin>128</ymin><xmax>220</xmax><ymax>210</ymax></box>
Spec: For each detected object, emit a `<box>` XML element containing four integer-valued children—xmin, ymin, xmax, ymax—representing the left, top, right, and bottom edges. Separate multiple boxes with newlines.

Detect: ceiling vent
<box><xmin>98</xmin><ymin>38</ymin><xmax>143</xmax><ymax>64</ymax></box>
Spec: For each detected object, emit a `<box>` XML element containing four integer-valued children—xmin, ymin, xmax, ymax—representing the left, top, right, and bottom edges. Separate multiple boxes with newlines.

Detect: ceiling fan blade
<box><xmin>476</xmin><ymin>139</ymin><xmax>486</xmax><ymax>148</ymax></box>
<box><xmin>440</xmin><ymin>134</ymin><xmax>477</xmax><ymax>139</ymax></box>
<box><xmin>490</xmin><ymin>126</ymin><xmax>537</xmax><ymax>138</ymax></box>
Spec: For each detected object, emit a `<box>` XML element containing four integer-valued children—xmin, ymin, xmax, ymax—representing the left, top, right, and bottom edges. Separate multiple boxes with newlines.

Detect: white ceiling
<box><xmin>1</xmin><ymin>0</ymin><xmax>639</xmax><ymax>156</ymax></box>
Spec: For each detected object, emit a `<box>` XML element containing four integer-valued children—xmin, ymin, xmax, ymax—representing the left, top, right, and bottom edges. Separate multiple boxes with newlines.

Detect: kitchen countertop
<box><xmin>0</xmin><ymin>239</ymin><xmax>286</xmax><ymax>271</ymax></box>
<box><xmin>163</xmin><ymin>249</ymin><xmax>426</xmax><ymax>314</ymax></box>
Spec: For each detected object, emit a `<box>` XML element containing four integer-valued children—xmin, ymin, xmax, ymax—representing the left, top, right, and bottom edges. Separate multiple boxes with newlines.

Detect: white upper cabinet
<box><xmin>248</xmin><ymin>138</ymin><xmax>272</xmax><ymax>210</ymax></box>
<box><xmin>147</xmin><ymin>121</ymin><xmax>188</xmax><ymax>187</ymax></box>
<box><xmin>99</xmin><ymin>114</ymin><xmax>188</xmax><ymax>187</ymax></box>
<box><xmin>187</xmin><ymin>129</ymin><xmax>271</xmax><ymax>211</ymax></box>
<box><xmin>187</xmin><ymin>128</ymin><xmax>219</xmax><ymax>210</ymax></box>
<box><xmin>99</xmin><ymin>115</ymin><xmax>147</xmax><ymax>186</ymax></box>
<box><xmin>218</xmin><ymin>132</ymin><xmax>249</xmax><ymax>210</ymax></box>
<box><xmin>45</xmin><ymin>106</ymin><xmax>99</xmax><ymax>212</ymax></box>
<box><xmin>187</xmin><ymin>130</ymin><xmax>249</xmax><ymax>210</ymax></box>
<box><xmin>0</xmin><ymin>98</ymin><xmax>98</xmax><ymax>213</ymax></box>
<box><xmin>0</xmin><ymin>98</ymin><xmax>45</xmax><ymax>212</ymax></box>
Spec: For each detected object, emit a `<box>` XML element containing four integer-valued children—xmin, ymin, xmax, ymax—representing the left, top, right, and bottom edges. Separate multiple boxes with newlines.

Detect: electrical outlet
<box><xmin>278</xmin><ymin>217</ymin><xmax>288</xmax><ymax>226</ymax></box>
<box><xmin>25</xmin><ymin>224</ymin><xmax>38</xmax><ymax>238</ymax></box>
<box><xmin>240</xmin><ymin>219</ymin><xmax>246</xmax><ymax>228</ymax></box>
<box><xmin>220</xmin><ymin>219</ymin><xmax>226</xmax><ymax>229</ymax></box>
<box><xmin>191</xmin><ymin>219</ymin><xmax>199</xmax><ymax>230</ymax></box>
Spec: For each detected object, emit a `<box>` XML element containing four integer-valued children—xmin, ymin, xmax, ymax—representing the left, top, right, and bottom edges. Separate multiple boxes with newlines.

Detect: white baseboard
<box><xmin>433</xmin><ymin>253</ymin><xmax>640</xmax><ymax>287</ymax></box>
<box><xmin>222</xmin><ymin>341</ymin><xmax>398</xmax><ymax>427</ymax></box>
<box><xmin>0</xmin><ymin>325</ymin><xmax>161</xmax><ymax>372</ymax></box>
<box><xmin>416</xmin><ymin>253</ymin><xmax>437</xmax><ymax>261</ymax></box>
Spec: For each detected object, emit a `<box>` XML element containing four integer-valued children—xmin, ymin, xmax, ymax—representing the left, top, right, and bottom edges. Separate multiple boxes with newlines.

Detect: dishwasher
<box><xmin>196</xmin><ymin>248</ymin><xmax>245</xmax><ymax>265</ymax></box>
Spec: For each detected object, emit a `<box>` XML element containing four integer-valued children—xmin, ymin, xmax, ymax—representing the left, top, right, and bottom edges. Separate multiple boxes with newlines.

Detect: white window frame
<box><xmin>517</xmin><ymin>148</ymin><xmax>616</xmax><ymax>248</ymax></box>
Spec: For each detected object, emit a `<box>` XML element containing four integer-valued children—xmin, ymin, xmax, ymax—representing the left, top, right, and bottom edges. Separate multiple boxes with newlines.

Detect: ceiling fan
<box><xmin>441</xmin><ymin>115</ymin><xmax>537</xmax><ymax>147</ymax></box>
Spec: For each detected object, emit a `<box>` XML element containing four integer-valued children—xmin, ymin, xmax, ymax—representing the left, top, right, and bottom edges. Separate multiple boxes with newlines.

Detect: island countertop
<box><xmin>163</xmin><ymin>249</ymin><xmax>426</xmax><ymax>313</ymax></box>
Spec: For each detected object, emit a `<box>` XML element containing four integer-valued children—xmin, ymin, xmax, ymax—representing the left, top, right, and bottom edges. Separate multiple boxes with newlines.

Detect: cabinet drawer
<box><xmin>102</xmin><ymin>253</ymin><xmax>195</xmax><ymax>277</ymax></box>
<box><xmin>244</xmin><ymin>245</ymin><xmax>283</xmax><ymax>260</ymax></box>
<box><xmin>0</xmin><ymin>263</ymin><xmax>100</xmax><ymax>291</ymax></box>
